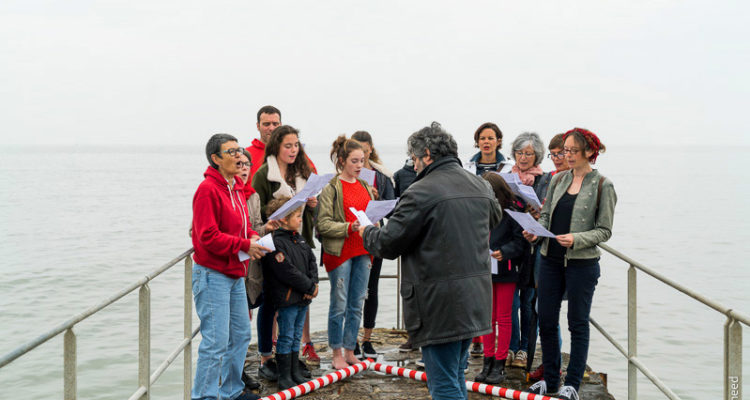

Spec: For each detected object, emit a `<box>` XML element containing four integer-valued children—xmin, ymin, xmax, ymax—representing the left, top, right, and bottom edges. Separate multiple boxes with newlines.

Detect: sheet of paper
<box><xmin>504</xmin><ymin>209</ymin><xmax>557</xmax><ymax>238</ymax></box>
<box><xmin>490</xmin><ymin>250</ymin><xmax>498</xmax><ymax>274</ymax></box>
<box><xmin>359</xmin><ymin>168</ymin><xmax>376</xmax><ymax>186</ymax></box>
<box><xmin>349</xmin><ymin>207</ymin><xmax>373</xmax><ymax>226</ymax></box>
<box><xmin>238</xmin><ymin>251</ymin><xmax>250</xmax><ymax>262</ymax></box>
<box><xmin>268</xmin><ymin>173</ymin><xmax>334</xmax><ymax>220</ymax></box>
<box><xmin>257</xmin><ymin>233</ymin><xmax>275</xmax><ymax>254</ymax></box>
<box><xmin>268</xmin><ymin>197</ymin><xmax>307</xmax><ymax>220</ymax></box>
<box><xmin>365</xmin><ymin>199</ymin><xmax>398</xmax><ymax>224</ymax></box>
<box><xmin>498</xmin><ymin>173</ymin><xmax>542</xmax><ymax>209</ymax></box>
<box><xmin>296</xmin><ymin>173</ymin><xmax>334</xmax><ymax>199</ymax></box>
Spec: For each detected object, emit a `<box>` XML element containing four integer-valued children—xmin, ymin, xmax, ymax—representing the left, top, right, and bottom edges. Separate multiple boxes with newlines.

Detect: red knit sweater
<box><xmin>322</xmin><ymin>180</ymin><xmax>371</xmax><ymax>272</ymax></box>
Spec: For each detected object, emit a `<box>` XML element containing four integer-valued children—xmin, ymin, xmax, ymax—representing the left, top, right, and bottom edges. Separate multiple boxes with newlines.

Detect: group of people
<box><xmin>189</xmin><ymin>105</ymin><xmax>617</xmax><ymax>400</ymax></box>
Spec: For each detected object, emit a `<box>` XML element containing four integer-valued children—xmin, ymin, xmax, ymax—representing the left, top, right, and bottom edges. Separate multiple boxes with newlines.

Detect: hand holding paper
<box><xmin>349</xmin><ymin>207</ymin><xmax>373</xmax><ymax>227</ymax></box>
<box><xmin>365</xmin><ymin>199</ymin><xmax>398</xmax><ymax>224</ymax></box>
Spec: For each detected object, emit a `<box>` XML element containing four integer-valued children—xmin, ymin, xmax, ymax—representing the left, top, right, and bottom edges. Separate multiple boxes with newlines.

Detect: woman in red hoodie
<box><xmin>191</xmin><ymin>133</ymin><xmax>268</xmax><ymax>400</ymax></box>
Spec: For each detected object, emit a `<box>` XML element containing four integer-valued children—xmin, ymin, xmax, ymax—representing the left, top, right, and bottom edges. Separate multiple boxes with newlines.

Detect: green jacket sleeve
<box><xmin>571</xmin><ymin>178</ymin><xmax>617</xmax><ymax>250</ymax></box>
<box><xmin>251</xmin><ymin>166</ymin><xmax>272</xmax><ymax>221</ymax></box>
<box><xmin>315</xmin><ymin>183</ymin><xmax>350</xmax><ymax>239</ymax></box>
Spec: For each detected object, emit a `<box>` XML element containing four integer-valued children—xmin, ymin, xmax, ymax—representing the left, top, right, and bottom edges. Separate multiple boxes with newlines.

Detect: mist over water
<box><xmin>0</xmin><ymin>143</ymin><xmax>748</xmax><ymax>399</ymax></box>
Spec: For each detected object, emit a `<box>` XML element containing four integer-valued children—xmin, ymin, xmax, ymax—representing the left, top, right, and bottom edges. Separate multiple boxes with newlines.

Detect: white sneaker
<box><xmin>415</xmin><ymin>358</ymin><xmax>425</xmax><ymax>368</ymax></box>
<box><xmin>526</xmin><ymin>379</ymin><xmax>548</xmax><ymax>395</ymax></box>
<box><xmin>558</xmin><ymin>385</ymin><xmax>579</xmax><ymax>400</ymax></box>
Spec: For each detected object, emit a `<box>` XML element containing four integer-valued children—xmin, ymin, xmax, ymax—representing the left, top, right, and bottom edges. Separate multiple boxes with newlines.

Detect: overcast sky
<box><xmin>1</xmin><ymin>0</ymin><xmax>747</xmax><ymax>148</ymax></box>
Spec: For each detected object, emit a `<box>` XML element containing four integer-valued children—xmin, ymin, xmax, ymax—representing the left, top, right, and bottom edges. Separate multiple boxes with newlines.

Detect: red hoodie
<box><xmin>246</xmin><ymin>138</ymin><xmax>319</xmax><ymax>183</ymax></box>
<box><xmin>192</xmin><ymin>166</ymin><xmax>259</xmax><ymax>279</ymax></box>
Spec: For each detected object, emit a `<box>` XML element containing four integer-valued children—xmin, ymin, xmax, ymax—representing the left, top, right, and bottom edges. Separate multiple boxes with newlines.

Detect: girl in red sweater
<box><xmin>316</xmin><ymin>136</ymin><xmax>374</xmax><ymax>369</ymax></box>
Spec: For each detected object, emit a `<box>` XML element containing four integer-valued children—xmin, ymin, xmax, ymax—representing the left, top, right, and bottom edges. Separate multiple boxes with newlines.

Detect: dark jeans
<box><xmin>256</xmin><ymin>298</ymin><xmax>277</xmax><ymax>357</ymax></box>
<box><xmin>510</xmin><ymin>286</ymin><xmax>535</xmax><ymax>352</ymax></box>
<box><xmin>538</xmin><ymin>256</ymin><xmax>600</xmax><ymax>391</ymax></box>
<box><xmin>362</xmin><ymin>257</ymin><xmax>383</xmax><ymax>329</ymax></box>
<box><xmin>421</xmin><ymin>339</ymin><xmax>471</xmax><ymax>400</ymax></box>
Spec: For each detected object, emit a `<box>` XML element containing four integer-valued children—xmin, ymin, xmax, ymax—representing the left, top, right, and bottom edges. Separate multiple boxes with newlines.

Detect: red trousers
<box><xmin>482</xmin><ymin>282</ymin><xmax>516</xmax><ymax>360</ymax></box>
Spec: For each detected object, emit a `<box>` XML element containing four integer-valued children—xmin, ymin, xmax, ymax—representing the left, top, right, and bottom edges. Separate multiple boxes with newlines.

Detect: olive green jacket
<box><xmin>316</xmin><ymin>176</ymin><xmax>373</xmax><ymax>257</ymax></box>
<box><xmin>538</xmin><ymin>169</ymin><xmax>617</xmax><ymax>263</ymax></box>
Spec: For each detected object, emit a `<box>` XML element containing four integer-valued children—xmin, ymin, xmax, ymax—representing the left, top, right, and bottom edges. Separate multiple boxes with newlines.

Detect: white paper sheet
<box><xmin>365</xmin><ymin>199</ymin><xmax>398</xmax><ymax>224</ymax></box>
<box><xmin>257</xmin><ymin>233</ymin><xmax>275</xmax><ymax>254</ymax></box>
<box><xmin>349</xmin><ymin>207</ymin><xmax>373</xmax><ymax>226</ymax></box>
<box><xmin>359</xmin><ymin>168</ymin><xmax>376</xmax><ymax>186</ymax></box>
<box><xmin>497</xmin><ymin>173</ymin><xmax>543</xmax><ymax>209</ymax></box>
<box><xmin>504</xmin><ymin>209</ymin><xmax>557</xmax><ymax>238</ymax></box>
<box><xmin>238</xmin><ymin>251</ymin><xmax>250</xmax><ymax>262</ymax></box>
<box><xmin>490</xmin><ymin>249</ymin><xmax>498</xmax><ymax>274</ymax></box>
<box><xmin>268</xmin><ymin>173</ymin><xmax>334</xmax><ymax>220</ymax></box>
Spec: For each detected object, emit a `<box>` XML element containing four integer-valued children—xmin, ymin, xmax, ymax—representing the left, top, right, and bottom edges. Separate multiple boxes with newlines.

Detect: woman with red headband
<box><xmin>522</xmin><ymin>128</ymin><xmax>617</xmax><ymax>400</ymax></box>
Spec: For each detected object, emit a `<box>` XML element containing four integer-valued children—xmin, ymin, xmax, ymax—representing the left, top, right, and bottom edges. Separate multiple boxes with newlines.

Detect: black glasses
<box><xmin>237</xmin><ymin>161</ymin><xmax>251</xmax><ymax>168</ymax></box>
<box><xmin>562</xmin><ymin>148</ymin><xmax>581</xmax><ymax>155</ymax></box>
<box><xmin>547</xmin><ymin>152</ymin><xmax>565</xmax><ymax>159</ymax></box>
<box><xmin>222</xmin><ymin>147</ymin><xmax>243</xmax><ymax>156</ymax></box>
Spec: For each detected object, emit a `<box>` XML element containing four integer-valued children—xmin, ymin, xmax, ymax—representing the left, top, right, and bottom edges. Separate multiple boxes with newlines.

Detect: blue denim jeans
<box><xmin>510</xmin><ymin>287</ymin><xmax>535</xmax><ymax>352</ymax></box>
<box><xmin>422</xmin><ymin>339</ymin><xmax>471</xmax><ymax>400</ymax></box>
<box><xmin>327</xmin><ymin>255</ymin><xmax>370</xmax><ymax>350</ymax></box>
<box><xmin>537</xmin><ymin>257</ymin><xmax>600</xmax><ymax>391</ymax></box>
<box><xmin>191</xmin><ymin>264</ymin><xmax>252</xmax><ymax>400</ymax></box>
<box><xmin>276</xmin><ymin>304</ymin><xmax>308</xmax><ymax>354</ymax></box>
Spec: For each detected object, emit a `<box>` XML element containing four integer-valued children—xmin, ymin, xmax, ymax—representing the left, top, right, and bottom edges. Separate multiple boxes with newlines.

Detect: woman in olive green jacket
<box><xmin>523</xmin><ymin>128</ymin><xmax>616</xmax><ymax>400</ymax></box>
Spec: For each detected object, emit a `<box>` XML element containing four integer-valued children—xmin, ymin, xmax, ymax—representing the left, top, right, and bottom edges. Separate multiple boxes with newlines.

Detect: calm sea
<box><xmin>0</xmin><ymin>143</ymin><xmax>748</xmax><ymax>399</ymax></box>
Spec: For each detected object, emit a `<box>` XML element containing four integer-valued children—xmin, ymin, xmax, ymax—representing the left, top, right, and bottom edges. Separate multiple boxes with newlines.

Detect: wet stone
<box><xmin>244</xmin><ymin>328</ymin><xmax>615</xmax><ymax>400</ymax></box>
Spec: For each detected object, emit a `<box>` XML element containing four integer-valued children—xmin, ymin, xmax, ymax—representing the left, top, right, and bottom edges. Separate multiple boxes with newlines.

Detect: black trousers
<box><xmin>362</xmin><ymin>257</ymin><xmax>383</xmax><ymax>329</ymax></box>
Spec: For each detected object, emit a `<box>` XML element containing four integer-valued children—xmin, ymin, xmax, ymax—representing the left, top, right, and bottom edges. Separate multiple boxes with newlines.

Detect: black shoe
<box><xmin>484</xmin><ymin>360</ymin><xmax>506</xmax><ymax>385</ymax></box>
<box><xmin>290</xmin><ymin>351</ymin><xmax>308</xmax><ymax>385</ymax></box>
<box><xmin>361</xmin><ymin>341</ymin><xmax>377</xmax><ymax>358</ymax></box>
<box><xmin>258</xmin><ymin>359</ymin><xmax>278</xmax><ymax>381</ymax></box>
<box><xmin>526</xmin><ymin>380</ymin><xmax>555</xmax><ymax>395</ymax></box>
<box><xmin>242</xmin><ymin>370</ymin><xmax>261</xmax><ymax>390</ymax></box>
<box><xmin>474</xmin><ymin>356</ymin><xmax>494</xmax><ymax>382</ymax></box>
<box><xmin>398</xmin><ymin>338</ymin><xmax>413</xmax><ymax>352</ymax></box>
<box><xmin>276</xmin><ymin>353</ymin><xmax>297</xmax><ymax>391</ymax></box>
<box><xmin>235</xmin><ymin>392</ymin><xmax>261</xmax><ymax>400</ymax></box>
<box><xmin>353</xmin><ymin>342</ymin><xmax>363</xmax><ymax>360</ymax></box>
<box><xmin>470</xmin><ymin>342</ymin><xmax>484</xmax><ymax>357</ymax></box>
<box><xmin>298</xmin><ymin>358</ymin><xmax>311</xmax><ymax>379</ymax></box>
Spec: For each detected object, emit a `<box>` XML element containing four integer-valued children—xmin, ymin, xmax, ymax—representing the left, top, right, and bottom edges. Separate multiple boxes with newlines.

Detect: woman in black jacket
<box><xmin>474</xmin><ymin>172</ymin><xmax>529</xmax><ymax>385</ymax></box>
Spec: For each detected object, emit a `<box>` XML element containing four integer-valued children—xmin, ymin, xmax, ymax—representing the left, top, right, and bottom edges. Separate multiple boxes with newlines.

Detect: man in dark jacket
<box><xmin>359</xmin><ymin>122</ymin><xmax>502</xmax><ymax>400</ymax></box>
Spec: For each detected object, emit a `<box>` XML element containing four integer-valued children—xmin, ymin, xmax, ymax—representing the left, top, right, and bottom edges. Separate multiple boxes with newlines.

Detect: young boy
<box><xmin>261</xmin><ymin>197</ymin><xmax>319</xmax><ymax>390</ymax></box>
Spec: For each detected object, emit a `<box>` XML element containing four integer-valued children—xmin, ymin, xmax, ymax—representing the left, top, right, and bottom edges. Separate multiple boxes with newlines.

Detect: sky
<box><xmin>1</xmin><ymin>0</ymin><xmax>748</xmax><ymax>149</ymax></box>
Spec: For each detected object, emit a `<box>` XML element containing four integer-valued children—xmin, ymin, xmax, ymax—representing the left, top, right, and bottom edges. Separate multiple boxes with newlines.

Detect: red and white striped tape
<box><xmin>259</xmin><ymin>358</ymin><xmax>372</xmax><ymax>400</ymax></box>
<box><xmin>369</xmin><ymin>362</ymin><xmax>561</xmax><ymax>400</ymax></box>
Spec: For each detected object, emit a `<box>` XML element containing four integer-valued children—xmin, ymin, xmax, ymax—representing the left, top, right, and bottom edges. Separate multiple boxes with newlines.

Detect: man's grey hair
<box><xmin>407</xmin><ymin>122</ymin><xmax>458</xmax><ymax>161</ymax></box>
<box><xmin>205</xmin><ymin>133</ymin><xmax>238</xmax><ymax>169</ymax></box>
<box><xmin>511</xmin><ymin>132</ymin><xmax>545</xmax><ymax>166</ymax></box>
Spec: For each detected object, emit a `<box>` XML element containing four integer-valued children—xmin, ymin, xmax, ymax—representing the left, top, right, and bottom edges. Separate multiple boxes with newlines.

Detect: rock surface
<box><xmin>244</xmin><ymin>329</ymin><xmax>615</xmax><ymax>400</ymax></box>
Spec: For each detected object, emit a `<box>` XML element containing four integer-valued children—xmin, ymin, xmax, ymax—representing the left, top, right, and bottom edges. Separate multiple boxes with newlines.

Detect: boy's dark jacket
<box><xmin>261</xmin><ymin>228</ymin><xmax>319</xmax><ymax>308</ymax></box>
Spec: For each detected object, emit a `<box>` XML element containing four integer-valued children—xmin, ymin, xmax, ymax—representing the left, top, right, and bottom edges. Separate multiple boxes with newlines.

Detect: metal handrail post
<box><xmin>628</xmin><ymin>265</ymin><xmax>637</xmax><ymax>400</ymax></box>
<box><xmin>397</xmin><ymin>257</ymin><xmax>402</xmax><ymax>330</ymax></box>
<box><xmin>724</xmin><ymin>317</ymin><xmax>742</xmax><ymax>400</ymax></box>
<box><xmin>64</xmin><ymin>328</ymin><xmax>77</xmax><ymax>400</ymax></box>
<box><xmin>184</xmin><ymin>256</ymin><xmax>193</xmax><ymax>400</ymax></box>
<box><xmin>139</xmin><ymin>284</ymin><xmax>151</xmax><ymax>400</ymax></box>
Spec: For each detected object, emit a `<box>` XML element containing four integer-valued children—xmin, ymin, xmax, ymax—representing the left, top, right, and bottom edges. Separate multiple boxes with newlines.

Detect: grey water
<box><xmin>0</xmin><ymin>143</ymin><xmax>748</xmax><ymax>400</ymax></box>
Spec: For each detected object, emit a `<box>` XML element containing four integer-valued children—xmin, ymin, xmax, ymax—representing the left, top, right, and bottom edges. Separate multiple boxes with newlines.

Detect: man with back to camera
<box><xmin>358</xmin><ymin>122</ymin><xmax>502</xmax><ymax>400</ymax></box>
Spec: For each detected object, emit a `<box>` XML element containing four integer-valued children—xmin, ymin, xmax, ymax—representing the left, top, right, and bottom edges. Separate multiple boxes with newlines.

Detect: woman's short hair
<box><xmin>511</xmin><ymin>132</ymin><xmax>545</xmax><ymax>166</ymax></box>
<box><xmin>548</xmin><ymin>133</ymin><xmax>565</xmax><ymax>150</ymax></box>
<box><xmin>205</xmin><ymin>133</ymin><xmax>238</xmax><ymax>169</ymax></box>
<box><xmin>473</xmin><ymin>122</ymin><xmax>503</xmax><ymax>148</ymax></box>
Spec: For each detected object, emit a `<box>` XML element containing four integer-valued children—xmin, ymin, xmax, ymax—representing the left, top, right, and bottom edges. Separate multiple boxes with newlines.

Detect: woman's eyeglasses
<box><xmin>237</xmin><ymin>161</ymin><xmax>252</xmax><ymax>168</ymax></box>
<box><xmin>222</xmin><ymin>147</ymin><xmax>244</xmax><ymax>156</ymax></box>
<box><xmin>547</xmin><ymin>152</ymin><xmax>565</xmax><ymax>159</ymax></box>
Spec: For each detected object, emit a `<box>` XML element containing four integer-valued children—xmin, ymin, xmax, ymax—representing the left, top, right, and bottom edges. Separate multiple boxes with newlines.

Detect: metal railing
<box><xmin>0</xmin><ymin>249</ymin><xmax>405</xmax><ymax>399</ymax></box>
<box><xmin>0</xmin><ymin>248</ymin><xmax>198</xmax><ymax>400</ymax></box>
<box><xmin>593</xmin><ymin>243</ymin><xmax>748</xmax><ymax>400</ymax></box>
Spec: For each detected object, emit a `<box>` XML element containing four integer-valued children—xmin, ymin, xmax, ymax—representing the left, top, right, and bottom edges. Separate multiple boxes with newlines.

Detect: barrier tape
<box><xmin>259</xmin><ymin>358</ymin><xmax>372</xmax><ymax>400</ymax></box>
<box><xmin>369</xmin><ymin>362</ymin><xmax>561</xmax><ymax>400</ymax></box>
